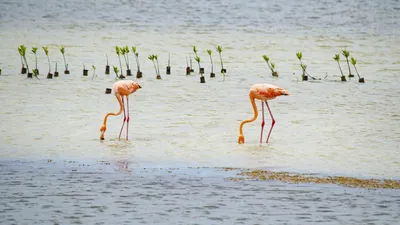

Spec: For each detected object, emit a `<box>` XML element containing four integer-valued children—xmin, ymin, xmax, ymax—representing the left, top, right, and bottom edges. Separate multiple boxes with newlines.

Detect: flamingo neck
<box><xmin>100</xmin><ymin>94</ymin><xmax>124</xmax><ymax>138</ymax></box>
<box><xmin>239</xmin><ymin>95</ymin><xmax>258</xmax><ymax>137</ymax></box>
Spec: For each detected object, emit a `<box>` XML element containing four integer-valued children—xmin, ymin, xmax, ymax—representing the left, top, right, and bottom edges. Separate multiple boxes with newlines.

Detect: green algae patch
<box><xmin>226</xmin><ymin>169</ymin><xmax>400</xmax><ymax>189</ymax></box>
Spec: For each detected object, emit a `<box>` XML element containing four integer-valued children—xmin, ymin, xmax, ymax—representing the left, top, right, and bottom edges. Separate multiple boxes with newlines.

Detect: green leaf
<box><xmin>342</xmin><ymin>49</ymin><xmax>350</xmax><ymax>58</ymax></box>
<box><xmin>262</xmin><ymin>55</ymin><xmax>269</xmax><ymax>62</ymax></box>
<box><xmin>207</xmin><ymin>49</ymin><xmax>212</xmax><ymax>55</ymax></box>
<box><xmin>271</xmin><ymin>62</ymin><xmax>275</xmax><ymax>69</ymax></box>
<box><xmin>113</xmin><ymin>66</ymin><xmax>119</xmax><ymax>74</ymax></box>
<box><xmin>125</xmin><ymin>46</ymin><xmax>129</xmax><ymax>53</ymax></box>
<box><xmin>333</xmin><ymin>54</ymin><xmax>340</xmax><ymax>61</ymax></box>
<box><xmin>31</xmin><ymin>47</ymin><xmax>38</xmax><ymax>54</ymax></box>
<box><xmin>60</xmin><ymin>46</ymin><xmax>65</xmax><ymax>54</ymax></box>
<box><xmin>115</xmin><ymin>46</ymin><xmax>120</xmax><ymax>55</ymax></box>
<box><xmin>216</xmin><ymin>45</ymin><xmax>222</xmax><ymax>53</ymax></box>
<box><xmin>154</xmin><ymin>55</ymin><xmax>158</xmax><ymax>60</ymax></box>
<box><xmin>92</xmin><ymin>65</ymin><xmax>96</xmax><ymax>70</ymax></box>
<box><xmin>350</xmin><ymin>57</ymin><xmax>357</xmax><ymax>65</ymax></box>
<box><xmin>131</xmin><ymin>46</ymin><xmax>137</xmax><ymax>53</ymax></box>
<box><xmin>193</xmin><ymin>46</ymin><xmax>197</xmax><ymax>54</ymax></box>
<box><xmin>195</xmin><ymin>56</ymin><xmax>200</xmax><ymax>62</ymax></box>
<box><xmin>148</xmin><ymin>55</ymin><xmax>154</xmax><ymax>60</ymax></box>
<box><xmin>42</xmin><ymin>46</ymin><xmax>49</xmax><ymax>56</ymax></box>
<box><xmin>296</xmin><ymin>52</ymin><xmax>302</xmax><ymax>60</ymax></box>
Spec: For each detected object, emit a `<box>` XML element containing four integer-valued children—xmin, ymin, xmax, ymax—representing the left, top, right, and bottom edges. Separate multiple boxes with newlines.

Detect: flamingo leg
<box><xmin>118</xmin><ymin>96</ymin><xmax>126</xmax><ymax>140</ymax></box>
<box><xmin>260</xmin><ymin>101</ymin><xmax>265</xmax><ymax>144</ymax></box>
<box><xmin>126</xmin><ymin>96</ymin><xmax>130</xmax><ymax>140</ymax></box>
<box><xmin>265</xmin><ymin>101</ymin><xmax>276</xmax><ymax>143</ymax></box>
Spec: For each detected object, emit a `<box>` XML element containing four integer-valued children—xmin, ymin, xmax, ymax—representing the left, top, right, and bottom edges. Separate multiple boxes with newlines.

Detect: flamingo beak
<box><xmin>138</xmin><ymin>85</ymin><xmax>142</xmax><ymax>89</ymax></box>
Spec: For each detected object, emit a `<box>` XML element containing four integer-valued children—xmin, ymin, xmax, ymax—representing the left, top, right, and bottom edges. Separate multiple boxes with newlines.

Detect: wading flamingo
<box><xmin>238</xmin><ymin>84</ymin><xmax>289</xmax><ymax>144</ymax></box>
<box><xmin>100</xmin><ymin>80</ymin><xmax>141</xmax><ymax>140</ymax></box>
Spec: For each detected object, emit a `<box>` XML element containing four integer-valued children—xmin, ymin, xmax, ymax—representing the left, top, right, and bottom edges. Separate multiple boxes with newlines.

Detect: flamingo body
<box><xmin>100</xmin><ymin>80</ymin><xmax>141</xmax><ymax>140</ymax></box>
<box><xmin>238</xmin><ymin>83</ymin><xmax>289</xmax><ymax>144</ymax></box>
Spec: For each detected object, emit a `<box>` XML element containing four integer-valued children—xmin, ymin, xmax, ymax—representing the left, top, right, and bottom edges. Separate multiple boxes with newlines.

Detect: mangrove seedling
<box><xmin>105</xmin><ymin>54</ymin><xmax>110</xmax><ymax>74</ymax></box>
<box><xmin>54</xmin><ymin>62</ymin><xmax>59</xmax><ymax>77</ymax></box>
<box><xmin>91</xmin><ymin>65</ymin><xmax>97</xmax><ymax>79</ymax></box>
<box><xmin>115</xmin><ymin>46</ymin><xmax>124</xmax><ymax>77</ymax></box>
<box><xmin>121</xmin><ymin>46</ymin><xmax>131</xmax><ymax>76</ymax></box>
<box><xmin>216</xmin><ymin>45</ymin><xmax>226</xmax><ymax>73</ymax></box>
<box><xmin>42</xmin><ymin>46</ymin><xmax>53</xmax><ymax>79</ymax></box>
<box><xmin>207</xmin><ymin>49</ymin><xmax>215</xmax><ymax>78</ymax></box>
<box><xmin>60</xmin><ymin>46</ymin><xmax>70</xmax><ymax>74</ymax></box>
<box><xmin>166</xmin><ymin>53</ymin><xmax>171</xmax><ymax>75</ymax></box>
<box><xmin>262</xmin><ymin>55</ymin><xmax>278</xmax><ymax>77</ymax></box>
<box><xmin>193</xmin><ymin>46</ymin><xmax>203</xmax><ymax>73</ymax></box>
<box><xmin>31</xmin><ymin>47</ymin><xmax>39</xmax><ymax>75</ymax></box>
<box><xmin>132</xmin><ymin>46</ymin><xmax>142</xmax><ymax>78</ymax></box>
<box><xmin>342</xmin><ymin>49</ymin><xmax>354</xmax><ymax>78</ymax></box>
<box><xmin>296</xmin><ymin>52</ymin><xmax>307</xmax><ymax>81</ymax></box>
<box><xmin>149</xmin><ymin>54</ymin><xmax>161</xmax><ymax>79</ymax></box>
<box><xmin>195</xmin><ymin>56</ymin><xmax>205</xmax><ymax>83</ymax></box>
<box><xmin>18</xmin><ymin>45</ymin><xmax>31</xmax><ymax>78</ymax></box>
<box><xmin>334</xmin><ymin>54</ymin><xmax>346</xmax><ymax>82</ymax></box>
<box><xmin>112</xmin><ymin>66</ymin><xmax>123</xmax><ymax>79</ymax></box>
<box><xmin>186</xmin><ymin>56</ymin><xmax>191</xmax><ymax>75</ymax></box>
<box><xmin>351</xmin><ymin>57</ymin><xmax>365</xmax><ymax>83</ymax></box>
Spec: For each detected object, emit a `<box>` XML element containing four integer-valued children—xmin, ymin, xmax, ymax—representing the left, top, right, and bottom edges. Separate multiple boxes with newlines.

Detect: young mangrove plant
<box><xmin>115</xmin><ymin>46</ymin><xmax>124</xmax><ymax>78</ymax></box>
<box><xmin>333</xmin><ymin>54</ymin><xmax>346</xmax><ymax>82</ymax></box>
<box><xmin>131</xmin><ymin>46</ymin><xmax>142</xmax><ymax>78</ymax></box>
<box><xmin>342</xmin><ymin>49</ymin><xmax>354</xmax><ymax>78</ymax></box>
<box><xmin>105</xmin><ymin>54</ymin><xmax>110</xmax><ymax>74</ymax></box>
<box><xmin>18</xmin><ymin>45</ymin><xmax>32</xmax><ymax>78</ymax></box>
<box><xmin>193</xmin><ymin>46</ymin><xmax>204</xmax><ymax>73</ymax></box>
<box><xmin>351</xmin><ymin>57</ymin><xmax>365</xmax><ymax>83</ymax></box>
<box><xmin>149</xmin><ymin>54</ymin><xmax>161</xmax><ymax>79</ymax></box>
<box><xmin>121</xmin><ymin>46</ymin><xmax>131</xmax><ymax>76</ymax></box>
<box><xmin>207</xmin><ymin>49</ymin><xmax>215</xmax><ymax>78</ymax></box>
<box><xmin>296</xmin><ymin>52</ymin><xmax>307</xmax><ymax>81</ymax></box>
<box><xmin>31</xmin><ymin>47</ymin><xmax>39</xmax><ymax>75</ymax></box>
<box><xmin>195</xmin><ymin>56</ymin><xmax>205</xmax><ymax>83</ymax></box>
<box><xmin>166</xmin><ymin>53</ymin><xmax>171</xmax><ymax>75</ymax></box>
<box><xmin>216</xmin><ymin>45</ymin><xmax>226</xmax><ymax>73</ymax></box>
<box><xmin>42</xmin><ymin>46</ymin><xmax>53</xmax><ymax>79</ymax></box>
<box><xmin>60</xmin><ymin>46</ymin><xmax>70</xmax><ymax>74</ymax></box>
<box><xmin>262</xmin><ymin>55</ymin><xmax>278</xmax><ymax>77</ymax></box>
<box><xmin>91</xmin><ymin>65</ymin><xmax>97</xmax><ymax>79</ymax></box>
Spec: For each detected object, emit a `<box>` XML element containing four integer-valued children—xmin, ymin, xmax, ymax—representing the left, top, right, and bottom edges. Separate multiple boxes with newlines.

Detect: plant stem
<box><xmin>345</xmin><ymin>57</ymin><xmax>352</xmax><ymax>76</ymax></box>
<box><xmin>156</xmin><ymin>58</ymin><xmax>160</xmax><ymax>75</ymax></box>
<box><xmin>337</xmin><ymin>61</ymin><xmax>344</xmax><ymax>76</ymax></box>
<box><xmin>118</xmin><ymin>55</ymin><xmax>123</xmax><ymax>75</ymax></box>
<box><xmin>168</xmin><ymin>53</ymin><xmax>170</xmax><ymax>67</ymax></box>
<box><xmin>218</xmin><ymin>52</ymin><xmax>224</xmax><ymax>70</ymax></box>
<box><xmin>47</xmin><ymin>56</ymin><xmax>51</xmax><ymax>73</ymax></box>
<box><xmin>34</xmin><ymin>54</ymin><xmax>37</xmax><ymax>70</ymax></box>
<box><xmin>152</xmin><ymin>60</ymin><xmax>157</xmax><ymax>76</ymax></box>
<box><xmin>23</xmin><ymin>56</ymin><xmax>30</xmax><ymax>73</ymax></box>
<box><xmin>353</xmin><ymin>65</ymin><xmax>361</xmax><ymax>79</ymax></box>
<box><xmin>135</xmin><ymin>55</ymin><xmax>140</xmax><ymax>71</ymax></box>
<box><xmin>209</xmin><ymin>55</ymin><xmax>213</xmax><ymax>73</ymax></box>
<box><xmin>62</xmin><ymin>54</ymin><xmax>67</xmax><ymax>70</ymax></box>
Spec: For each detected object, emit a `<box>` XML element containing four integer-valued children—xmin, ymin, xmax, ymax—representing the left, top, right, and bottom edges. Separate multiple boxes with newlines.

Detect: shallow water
<box><xmin>0</xmin><ymin>0</ymin><xmax>399</xmax><ymax>223</ymax></box>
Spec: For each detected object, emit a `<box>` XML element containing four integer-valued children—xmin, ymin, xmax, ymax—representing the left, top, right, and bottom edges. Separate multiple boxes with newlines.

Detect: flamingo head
<box><xmin>100</xmin><ymin>125</ymin><xmax>106</xmax><ymax>140</ymax></box>
<box><xmin>238</xmin><ymin>134</ymin><xmax>245</xmax><ymax>144</ymax></box>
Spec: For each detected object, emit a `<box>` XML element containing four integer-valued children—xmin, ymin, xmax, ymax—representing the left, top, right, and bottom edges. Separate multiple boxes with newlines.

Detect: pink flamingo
<box><xmin>238</xmin><ymin>84</ymin><xmax>289</xmax><ymax>144</ymax></box>
<box><xmin>100</xmin><ymin>80</ymin><xmax>141</xmax><ymax>140</ymax></box>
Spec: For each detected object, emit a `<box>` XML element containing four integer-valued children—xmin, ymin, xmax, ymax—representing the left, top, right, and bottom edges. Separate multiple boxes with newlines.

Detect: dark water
<box><xmin>1</xmin><ymin>160</ymin><xmax>399</xmax><ymax>225</ymax></box>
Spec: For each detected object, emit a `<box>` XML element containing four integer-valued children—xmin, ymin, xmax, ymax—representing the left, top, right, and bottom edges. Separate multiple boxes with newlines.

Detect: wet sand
<box><xmin>1</xmin><ymin>160</ymin><xmax>399</xmax><ymax>225</ymax></box>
